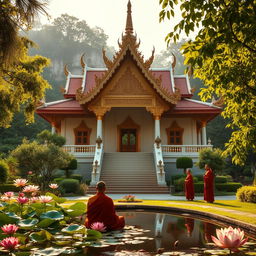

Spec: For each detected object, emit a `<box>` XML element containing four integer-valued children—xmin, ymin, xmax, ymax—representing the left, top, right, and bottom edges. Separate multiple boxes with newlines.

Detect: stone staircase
<box><xmin>87</xmin><ymin>152</ymin><xmax>169</xmax><ymax>194</ymax></box>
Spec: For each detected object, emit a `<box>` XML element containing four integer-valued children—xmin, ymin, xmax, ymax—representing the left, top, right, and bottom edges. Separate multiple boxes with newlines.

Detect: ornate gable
<box><xmin>76</xmin><ymin>0</ymin><xmax>181</xmax><ymax>106</ymax></box>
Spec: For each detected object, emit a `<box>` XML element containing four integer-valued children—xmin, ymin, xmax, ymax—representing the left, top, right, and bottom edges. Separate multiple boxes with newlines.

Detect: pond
<box><xmin>84</xmin><ymin>210</ymin><xmax>256</xmax><ymax>256</ymax></box>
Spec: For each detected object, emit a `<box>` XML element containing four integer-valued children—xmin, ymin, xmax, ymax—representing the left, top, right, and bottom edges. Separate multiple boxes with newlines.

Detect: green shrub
<box><xmin>53</xmin><ymin>177</ymin><xmax>65</xmax><ymax>184</ymax></box>
<box><xmin>216</xmin><ymin>182</ymin><xmax>242</xmax><ymax>192</ymax></box>
<box><xmin>176</xmin><ymin>157</ymin><xmax>193</xmax><ymax>173</ymax></box>
<box><xmin>0</xmin><ymin>184</ymin><xmax>20</xmax><ymax>193</ymax></box>
<box><xmin>195</xmin><ymin>175</ymin><xmax>203</xmax><ymax>181</ymax></box>
<box><xmin>0</xmin><ymin>160</ymin><xmax>8</xmax><ymax>183</ymax></box>
<box><xmin>70</xmin><ymin>174</ymin><xmax>83</xmax><ymax>183</ymax></box>
<box><xmin>59</xmin><ymin>178</ymin><xmax>80</xmax><ymax>193</ymax></box>
<box><xmin>194</xmin><ymin>182</ymin><xmax>204</xmax><ymax>193</ymax></box>
<box><xmin>215</xmin><ymin>176</ymin><xmax>228</xmax><ymax>183</ymax></box>
<box><xmin>236</xmin><ymin>186</ymin><xmax>256</xmax><ymax>203</ymax></box>
<box><xmin>85</xmin><ymin>180</ymin><xmax>91</xmax><ymax>185</ymax></box>
<box><xmin>61</xmin><ymin>158</ymin><xmax>78</xmax><ymax>178</ymax></box>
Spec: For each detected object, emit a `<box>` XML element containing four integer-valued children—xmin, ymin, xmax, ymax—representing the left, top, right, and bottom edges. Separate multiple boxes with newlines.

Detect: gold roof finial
<box><xmin>125</xmin><ymin>0</ymin><xmax>133</xmax><ymax>35</ymax></box>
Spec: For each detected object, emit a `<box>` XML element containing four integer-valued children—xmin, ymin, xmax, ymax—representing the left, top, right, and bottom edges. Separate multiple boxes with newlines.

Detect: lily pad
<box><xmin>17</xmin><ymin>218</ymin><xmax>39</xmax><ymax>229</ymax></box>
<box><xmin>32</xmin><ymin>247</ymin><xmax>66</xmax><ymax>255</ymax></box>
<box><xmin>37</xmin><ymin>219</ymin><xmax>56</xmax><ymax>228</ymax></box>
<box><xmin>29</xmin><ymin>230</ymin><xmax>54</xmax><ymax>243</ymax></box>
<box><xmin>61</xmin><ymin>224</ymin><xmax>86</xmax><ymax>234</ymax></box>
<box><xmin>40</xmin><ymin>210</ymin><xmax>64</xmax><ymax>220</ymax></box>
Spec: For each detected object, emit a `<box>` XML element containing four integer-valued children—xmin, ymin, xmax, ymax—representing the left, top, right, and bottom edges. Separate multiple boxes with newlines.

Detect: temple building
<box><xmin>37</xmin><ymin>1</ymin><xmax>221</xmax><ymax>193</ymax></box>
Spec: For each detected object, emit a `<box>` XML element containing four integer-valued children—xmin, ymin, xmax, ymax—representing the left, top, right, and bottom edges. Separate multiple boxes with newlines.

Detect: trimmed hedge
<box><xmin>216</xmin><ymin>182</ymin><xmax>242</xmax><ymax>192</ymax></box>
<box><xmin>70</xmin><ymin>174</ymin><xmax>83</xmax><ymax>183</ymax></box>
<box><xmin>215</xmin><ymin>176</ymin><xmax>228</xmax><ymax>184</ymax></box>
<box><xmin>59</xmin><ymin>178</ymin><xmax>80</xmax><ymax>193</ymax></box>
<box><xmin>53</xmin><ymin>177</ymin><xmax>65</xmax><ymax>184</ymax></box>
<box><xmin>174</xmin><ymin>182</ymin><xmax>242</xmax><ymax>193</ymax></box>
<box><xmin>0</xmin><ymin>184</ymin><xmax>20</xmax><ymax>193</ymax></box>
<box><xmin>236</xmin><ymin>186</ymin><xmax>256</xmax><ymax>203</ymax></box>
<box><xmin>195</xmin><ymin>175</ymin><xmax>203</xmax><ymax>182</ymax></box>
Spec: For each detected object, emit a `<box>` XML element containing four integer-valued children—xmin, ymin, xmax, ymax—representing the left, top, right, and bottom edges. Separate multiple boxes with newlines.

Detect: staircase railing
<box><xmin>153</xmin><ymin>137</ymin><xmax>166</xmax><ymax>185</ymax></box>
<box><xmin>91</xmin><ymin>137</ymin><xmax>104</xmax><ymax>185</ymax></box>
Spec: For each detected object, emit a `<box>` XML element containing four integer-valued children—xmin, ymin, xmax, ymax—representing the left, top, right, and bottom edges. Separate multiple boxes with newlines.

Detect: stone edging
<box><xmin>115</xmin><ymin>204</ymin><xmax>256</xmax><ymax>238</ymax></box>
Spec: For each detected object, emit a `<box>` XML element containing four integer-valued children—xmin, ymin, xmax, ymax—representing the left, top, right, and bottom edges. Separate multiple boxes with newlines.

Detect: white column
<box><xmin>198</xmin><ymin>130</ymin><xmax>202</xmax><ymax>145</ymax></box>
<box><xmin>202</xmin><ymin>122</ymin><xmax>207</xmax><ymax>145</ymax></box>
<box><xmin>96</xmin><ymin>117</ymin><xmax>103</xmax><ymax>138</ymax></box>
<box><xmin>51</xmin><ymin>124</ymin><xmax>56</xmax><ymax>134</ymax></box>
<box><xmin>155</xmin><ymin>117</ymin><xmax>161</xmax><ymax>139</ymax></box>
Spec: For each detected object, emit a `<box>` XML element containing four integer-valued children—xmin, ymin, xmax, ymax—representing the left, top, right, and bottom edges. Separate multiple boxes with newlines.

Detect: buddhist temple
<box><xmin>37</xmin><ymin>1</ymin><xmax>221</xmax><ymax>193</ymax></box>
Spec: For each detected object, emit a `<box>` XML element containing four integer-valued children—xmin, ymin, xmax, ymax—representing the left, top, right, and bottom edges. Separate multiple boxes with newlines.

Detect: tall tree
<box><xmin>159</xmin><ymin>0</ymin><xmax>256</xmax><ymax>165</ymax></box>
<box><xmin>0</xmin><ymin>0</ymin><xmax>50</xmax><ymax>128</ymax></box>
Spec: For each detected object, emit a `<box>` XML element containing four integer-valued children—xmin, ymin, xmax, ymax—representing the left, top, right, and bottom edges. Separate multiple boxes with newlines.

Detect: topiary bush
<box><xmin>70</xmin><ymin>174</ymin><xmax>83</xmax><ymax>183</ymax></box>
<box><xmin>236</xmin><ymin>186</ymin><xmax>256</xmax><ymax>203</ymax></box>
<box><xmin>0</xmin><ymin>160</ymin><xmax>8</xmax><ymax>183</ymax></box>
<box><xmin>176</xmin><ymin>157</ymin><xmax>193</xmax><ymax>173</ymax></box>
<box><xmin>59</xmin><ymin>178</ymin><xmax>80</xmax><ymax>194</ymax></box>
<box><xmin>53</xmin><ymin>177</ymin><xmax>65</xmax><ymax>184</ymax></box>
<box><xmin>216</xmin><ymin>182</ymin><xmax>242</xmax><ymax>192</ymax></box>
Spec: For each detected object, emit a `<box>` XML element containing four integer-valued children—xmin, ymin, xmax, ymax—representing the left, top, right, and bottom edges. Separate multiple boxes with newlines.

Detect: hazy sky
<box><xmin>41</xmin><ymin>0</ymin><xmax>184</xmax><ymax>57</ymax></box>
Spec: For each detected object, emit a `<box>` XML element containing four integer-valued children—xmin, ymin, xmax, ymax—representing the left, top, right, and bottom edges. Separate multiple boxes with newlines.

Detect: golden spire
<box><xmin>125</xmin><ymin>0</ymin><xmax>133</xmax><ymax>35</ymax></box>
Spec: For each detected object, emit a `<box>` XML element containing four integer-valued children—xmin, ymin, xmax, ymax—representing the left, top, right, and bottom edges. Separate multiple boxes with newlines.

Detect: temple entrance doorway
<box><xmin>120</xmin><ymin>128</ymin><xmax>137</xmax><ymax>152</ymax></box>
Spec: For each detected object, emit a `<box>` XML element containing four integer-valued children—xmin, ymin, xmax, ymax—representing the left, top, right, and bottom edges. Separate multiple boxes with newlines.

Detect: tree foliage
<box><xmin>176</xmin><ymin>157</ymin><xmax>193</xmax><ymax>173</ymax></box>
<box><xmin>159</xmin><ymin>0</ymin><xmax>256</xmax><ymax>165</ymax></box>
<box><xmin>37</xmin><ymin>130</ymin><xmax>66</xmax><ymax>147</ymax></box>
<box><xmin>11</xmin><ymin>137</ymin><xmax>72</xmax><ymax>190</ymax></box>
<box><xmin>198</xmin><ymin>148</ymin><xmax>225</xmax><ymax>173</ymax></box>
<box><xmin>0</xmin><ymin>160</ymin><xmax>8</xmax><ymax>183</ymax></box>
<box><xmin>0</xmin><ymin>0</ymin><xmax>50</xmax><ymax>128</ymax></box>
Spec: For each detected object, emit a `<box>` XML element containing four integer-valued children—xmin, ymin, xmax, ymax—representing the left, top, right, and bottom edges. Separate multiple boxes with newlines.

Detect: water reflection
<box><xmin>85</xmin><ymin>211</ymin><xmax>255</xmax><ymax>256</ymax></box>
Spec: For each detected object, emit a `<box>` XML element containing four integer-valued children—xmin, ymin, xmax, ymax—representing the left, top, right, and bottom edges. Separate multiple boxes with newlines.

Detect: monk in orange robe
<box><xmin>184</xmin><ymin>217</ymin><xmax>194</xmax><ymax>237</ymax></box>
<box><xmin>85</xmin><ymin>181</ymin><xmax>125</xmax><ymax>231</ymax></box>
<box><xmin>185</xmin><ymin>169</ymin><xmax>194</xmax><ymax>201</ymax></box>
<box><xmin>204</xmin><ymin>164</ymin><xmax>214</xmax><ymax>203</ymax></box>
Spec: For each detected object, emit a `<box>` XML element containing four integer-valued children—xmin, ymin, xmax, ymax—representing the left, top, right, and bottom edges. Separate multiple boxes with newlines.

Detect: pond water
<box><xmin>83</xmin><ymin>210</ymin><xmax>256</xmax><ymax>256</ymax></box>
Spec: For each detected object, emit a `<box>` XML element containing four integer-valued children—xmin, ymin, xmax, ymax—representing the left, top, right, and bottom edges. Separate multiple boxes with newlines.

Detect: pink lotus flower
<box><xmin>28</xmin><ymin>171</ymin><xmax>33</xmax><ymax>175</ymax></box>
<box><xmin>1</xmin><ymin>196</ymin><xmax>10</xmax><ymax>202</ymax></box>
<box><xmin>49</xmin><ymin>183</ymin><xmax>58</xmax><ymax>189</ymax></box>
<box><xmin>39</xmin><ymin>195</ymin><xmax>52</xmax><ymax>203</ymax></box>
<box><xmin>14</xmin><ymin>179</ymin><xmax>28</xmax><ymax>187</ymax></box>
<box><xmin>18</xmin><ymin>192</ymin><xmax>25</xmax><ymax>197</ymax></box>
<box><xmin>0</xmin><ymin>237</ymin><xmax>19</xmax><ymax>251</ymax></box>
<box><xmin>1</xmin><ymin>224</ymin><xmax>19</xmax><ymax>235</ymax></box>
<box><xmin>17</xmin><ymin>197</ymin><xmax>29</xmax><ymax>204</ymax></box>
<box><xmin>211</xmin><ymin>226</ymin><xmax>248</xmax><ymax>252</ymax></box>
<box><xmin>30</xmin><ymin>197</ymin><xmax>39</xmax><ymax>203</ymax></box>
<box><xmin>90</xmin><ymin>222</ymin><xmax>106</xmax><ymax>232</ymax></box>
<box><xmin>4</xmin><ymin>192</ymin><xmax>14</xmax><ymax>198</ymax></box>
<box><xmin>23</xmin><ymin>185</ymin><xmax>39</xmax><ymax>193</ymax></box>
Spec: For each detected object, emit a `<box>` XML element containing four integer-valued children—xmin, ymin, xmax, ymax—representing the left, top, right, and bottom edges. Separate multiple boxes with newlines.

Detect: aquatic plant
<box><xmin>211</xmin><ymin>226</ymin><xmax>248</xmax><ymax>252</ymax></box>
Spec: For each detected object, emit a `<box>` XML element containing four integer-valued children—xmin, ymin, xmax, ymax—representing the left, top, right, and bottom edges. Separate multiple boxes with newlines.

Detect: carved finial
<box><xmin>102</xmin><ymin>48</ymin><xmax>113</xmax><ymax>69</ymax></box>
<box><xmin>80</xmin><ymin>53</ymin><xmax>86</xmax><ymax>69</ymax></box>
<box><xmin>171</xmin><ymin>53</ymin><xmax>176</xmax><ymax>69</ymax></box>
<box><xmin>125</xmin><ymin>0</ymin><xmax>133</xmax><ymax>35</ymax></box>
<box><xmin>144</xmin><ymin>47</ymin><xmax>155</xmax><ymax>69</ymax></box>
<box><xmin>64</xmin><ymin>64</ymin><xmax>70</xmax><ymax>77</ymax></box>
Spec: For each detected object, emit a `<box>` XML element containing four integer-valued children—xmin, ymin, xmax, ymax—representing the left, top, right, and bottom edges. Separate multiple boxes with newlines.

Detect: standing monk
<box><xmin>204</xmin><ymin>164</ymin><xmax>214</xmax><ymax>203</ymax></box>
<box><xmin>185</xmin><ymin>169</ymin><xmax>194</xmax><ymax>201</ymax></box>
<box><xmin>85</xmin><ymin>181</ymin><xmax>125</xmax><ymax>231</ymax></box>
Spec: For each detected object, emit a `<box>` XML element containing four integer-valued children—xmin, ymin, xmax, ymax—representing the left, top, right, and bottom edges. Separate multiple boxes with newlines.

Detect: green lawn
<box><xmin>62</xmin><ymin>199</ymin><xmax>256</xmax><ymax>225</ymax></box>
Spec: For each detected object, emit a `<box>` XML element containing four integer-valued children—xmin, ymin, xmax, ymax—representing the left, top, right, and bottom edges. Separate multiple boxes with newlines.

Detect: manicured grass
<box><xmin>62</xmin><ymin>199</ymin><xmax>256</xmax><ymax>225</ymax></box>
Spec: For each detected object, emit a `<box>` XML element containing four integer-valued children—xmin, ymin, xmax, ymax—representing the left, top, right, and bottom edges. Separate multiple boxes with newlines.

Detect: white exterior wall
<box><xmin>103</xmin><ymin>108</ymin><xmax>154</xmax><ymax>152</ymax></box>
<box><xmin>61</xmin><ymin>118</ymin><xmax>97</xmax><ymax>145</ymax></box>
<box><xmin>161</xmin><ymin>117</ymin><xmax>197</xmax><ymax>145</ymax></box>
<box><xmin>61</xmin><ymin>111</ymin><xmax>197</xmax><ymax>151</ymax></box>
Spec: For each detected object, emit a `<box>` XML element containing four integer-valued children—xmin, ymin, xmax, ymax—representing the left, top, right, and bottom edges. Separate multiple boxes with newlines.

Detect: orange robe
<box><xmin>204</xmin><ymin>168</ymin><xmax>214</xmax><ymax>203</ymax></box>
<box><xmin>185</xmin><ymin>173</ymin><xmax>194</xmax><ymax>200</ymax></box>
<box><xmin>85</xmin><ymin>192</ymin><xmax>125</xmax><ymax>231</ymax></box>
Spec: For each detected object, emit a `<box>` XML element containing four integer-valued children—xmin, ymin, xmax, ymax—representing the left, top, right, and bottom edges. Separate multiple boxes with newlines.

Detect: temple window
<box><xmin>166</xmin><ymin>121</ymin><xmax>184</xmax><ymax>145</ymax></box>
<box><xmin>74</xmin><ymin>121</ymin><xmax>91</xmax><ymax>145</ymax></box>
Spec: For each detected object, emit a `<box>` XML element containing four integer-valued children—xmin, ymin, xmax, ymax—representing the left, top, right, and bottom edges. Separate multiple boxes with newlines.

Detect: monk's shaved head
<box><xmin>96</xmin><ymin>181</ymin><xmax>106</xmax><ymax>192</ymax></box>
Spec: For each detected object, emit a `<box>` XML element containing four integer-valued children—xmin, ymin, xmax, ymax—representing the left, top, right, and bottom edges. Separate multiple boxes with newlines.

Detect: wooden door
<box><xmin>120</xmin><ymin>129</ymin><xmax>137</xmax><ymax>152</ymax></box>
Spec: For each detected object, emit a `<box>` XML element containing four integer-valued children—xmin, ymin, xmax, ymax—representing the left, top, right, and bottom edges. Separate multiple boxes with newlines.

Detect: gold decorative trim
<box><xmin>64</xmin><ymin>64</ymin><xmax>70</xmax><ymax>77</ymax></box>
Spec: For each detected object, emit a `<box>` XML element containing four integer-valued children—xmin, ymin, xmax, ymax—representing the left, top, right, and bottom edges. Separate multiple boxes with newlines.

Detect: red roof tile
<box><xmin>174</xmin><ymin>77</ymin><xmax>190</xmax><ymax>95</ymax></box>
<box><xmin>66</xmin><ymin>77</ymin><xmax>82</xmax><ymax>95</ymax></box>
<box><xmin>84</xmin><ymin>70</ymin><xmax>105</xmax><ymax>93</ymax></box>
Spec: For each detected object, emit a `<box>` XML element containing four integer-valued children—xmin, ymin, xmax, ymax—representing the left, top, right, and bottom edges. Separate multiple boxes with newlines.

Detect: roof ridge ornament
<box><xmin>64</xmin><ymin>64</ymin><xmax>70</xmax><ymax>77</ymax></box>
<box><xmin>126</xmin><ymin>0</ymin><xmax>133</xmax><ymax>35</ymax></box>
<box><xmin>171</xmin><ymin>53</ymin><xmax>176</xmax><ymax>70</ymax></box>
<box><xmin>80</xmin><ymin>53</ymin><xmax>86</xmax><ymax>69</ymax></box>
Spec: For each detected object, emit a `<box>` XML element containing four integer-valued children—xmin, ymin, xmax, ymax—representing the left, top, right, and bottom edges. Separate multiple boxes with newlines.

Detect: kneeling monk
<box><xmin>85</xmin><ymin>181</ymin><xmax>125</xmax><ymax>231</ymax></box>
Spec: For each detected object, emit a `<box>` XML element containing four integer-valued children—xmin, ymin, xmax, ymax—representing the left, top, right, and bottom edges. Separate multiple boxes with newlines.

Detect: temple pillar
<box><xmin>201</xmin><ymin>121</ymin><xmax>207</xmax><ymax>145</ymax></box>
<box><xmin>96</xmin><ymin>116</ymin><xmax>103</xmax><ymax>139</ymax></box>
<box><xmin>154</xmin><ymin>116</ymin><xmax>161</xmax><ymax>139</ymax></box>
<box><xmin>51</xmin><ymin>123</ymin><xmax>56</xmax><ymax>134</ymax></box>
